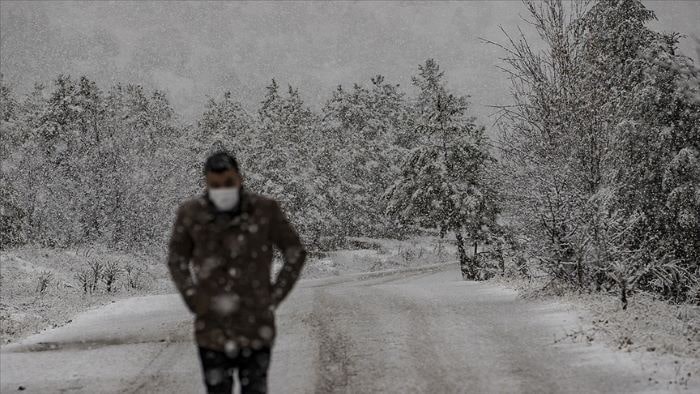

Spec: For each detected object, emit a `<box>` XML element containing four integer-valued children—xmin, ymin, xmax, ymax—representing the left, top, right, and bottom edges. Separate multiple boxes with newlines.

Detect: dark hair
<box><xmin>204</xmin><ymin>151</ymin><xmax>239</xmax><ymax>174</ymax></box>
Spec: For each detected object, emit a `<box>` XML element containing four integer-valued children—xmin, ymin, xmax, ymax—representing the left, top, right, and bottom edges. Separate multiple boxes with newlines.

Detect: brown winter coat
<box><xmin>167</xmin><ymin>188</ymin><xmax>306</xmax><ymax>351</ymax></box>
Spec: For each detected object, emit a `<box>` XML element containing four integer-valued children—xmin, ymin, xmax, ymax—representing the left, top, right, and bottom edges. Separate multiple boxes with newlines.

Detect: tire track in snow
<box><xmin>307</xmin><ymin>271</ymin><xmax>454</xmax><ymax>393</ymax></box>
<box><xmin>309</xmin><ymin>288</ymin><xmax>354</xmax><ymax>393</ymax></box>
<box><xmin>125</xmin><ymin>320</ymin><xmax>194</xmax><ymax>393</ymax></box>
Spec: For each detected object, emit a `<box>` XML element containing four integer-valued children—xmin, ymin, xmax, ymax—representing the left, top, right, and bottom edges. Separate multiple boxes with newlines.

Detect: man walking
<box><xmin>167</xmin><ymin>151</ymin><xmax>307</xmax><ymax>393</ymax></box>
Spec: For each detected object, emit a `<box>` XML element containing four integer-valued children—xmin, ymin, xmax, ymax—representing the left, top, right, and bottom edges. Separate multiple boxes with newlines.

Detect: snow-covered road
<box><xmin>0</xmin><ymin>265</ymin><xmax>682</xmax><ymax>393</ymax></box>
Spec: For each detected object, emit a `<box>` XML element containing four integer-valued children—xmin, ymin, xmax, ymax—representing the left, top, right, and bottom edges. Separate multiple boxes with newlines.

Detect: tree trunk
<box><xmin>621</xmin><ymin>278</ymin><xmax>628</xmax><ymax>310</ymax></box>
<box><xmin>456</xmin><ymin>232</ymin><xmax>468</xmax><ymax>279</ymax></box>
<box><xmin>473</xmin><ymin>241</ymin><xmax>479</xmax><ymax>277</ymax></box>
<box><xmin>576</xmin><ymin>256</ymin><xmax>583</xmax><ymax>289</ymax></box>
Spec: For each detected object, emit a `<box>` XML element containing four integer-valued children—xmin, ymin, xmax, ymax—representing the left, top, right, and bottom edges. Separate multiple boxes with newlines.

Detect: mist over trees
<box><xmin>1</xmin><ymin>0</ymin><xmax>697</xmax><ymax>304</ymax></box>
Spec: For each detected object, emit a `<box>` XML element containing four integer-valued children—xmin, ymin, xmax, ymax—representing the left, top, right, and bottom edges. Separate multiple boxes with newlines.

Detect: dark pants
<box><xmin>197</xmin><ymin>346</ymin><xmax>272</xmax><ymax>394</ymax></box>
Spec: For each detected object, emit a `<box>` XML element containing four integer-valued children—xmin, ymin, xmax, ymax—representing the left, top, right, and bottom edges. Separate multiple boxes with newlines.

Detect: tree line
<box><xmin>0</xmin><ymin>59</ymin><xmax>493</xmax><ymax>256</ymax></box>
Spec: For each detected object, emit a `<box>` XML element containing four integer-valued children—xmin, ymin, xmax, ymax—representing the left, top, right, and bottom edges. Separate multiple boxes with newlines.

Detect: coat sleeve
<box><xmin>269</xmin><ymin>199</ymin><xmax>307</xmax><ymax>307</ymax></box>
<box><xmin>167</xmin><ymin>203</ymin><xmax>197</xmax><ymax>313</ymax></box>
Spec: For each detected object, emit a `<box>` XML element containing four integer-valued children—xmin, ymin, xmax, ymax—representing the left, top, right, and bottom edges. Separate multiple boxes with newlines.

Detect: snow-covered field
<box><xmin>0</xmin><ymin>246</ymin><xmax>172</xmax><ymax>344</ymax></box>
<box><xmin>3</xmin><ymin>265</ymin><xmax>697</xmax><ymax>393</ymax></box>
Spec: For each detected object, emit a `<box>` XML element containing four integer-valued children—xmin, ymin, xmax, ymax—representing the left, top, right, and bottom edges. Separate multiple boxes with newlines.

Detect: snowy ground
<box><xmin>489</xmin><ymin>275</ymin><xmax>700</xmax><ymax>387</ymax></box>
<box><xmin>299</xmin><ymin>236</ymin><xmax>456</xmax><ymax>278</ymax></box>
<box><xmin>3</xmin><ymin>265</ymin><xmax>697</xmax><ymax>393</ymax></box>
<box><xmin>0</xmin><ymin>236</ymin><xmax>454</xmax><ymax>344</ymax></box>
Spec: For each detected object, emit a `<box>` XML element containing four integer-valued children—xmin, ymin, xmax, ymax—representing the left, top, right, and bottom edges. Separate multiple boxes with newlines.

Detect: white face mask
<box><xmin>208</xmin><ymin>187</ymin><xmax>240</xmax><ymax>211</ymax></box>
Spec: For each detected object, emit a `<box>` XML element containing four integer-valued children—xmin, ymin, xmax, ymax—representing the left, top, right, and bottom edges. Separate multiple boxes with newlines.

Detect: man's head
<box><xmin>204</xmin><ymin>151</ymin><xmax>242</xmax><ymax>211</ymax></box>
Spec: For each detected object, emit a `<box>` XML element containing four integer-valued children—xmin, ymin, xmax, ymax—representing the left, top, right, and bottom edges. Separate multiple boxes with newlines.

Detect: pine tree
<box><xmin>0</xmin><ymin>76</ymin><xmax>27</xmax><ymax>248</ymax></box>
<box><xmin>252</xmin><ymin>80</ymin><xmax>330</xmax><ymax>248</ymax></box>
<box><xmin>198</xmin><ymin>91</ymin><xmax>256</xmax><ymax>163</ymax></box>
<box><xmin>319</xmin><ymin>74</ymin><xmax>411</xmax><ymax>239</ymax></box>
<box><xmin>385</xmin><ymin>60</ymin><xmax>498</xmax><ymax>279</ymax></box>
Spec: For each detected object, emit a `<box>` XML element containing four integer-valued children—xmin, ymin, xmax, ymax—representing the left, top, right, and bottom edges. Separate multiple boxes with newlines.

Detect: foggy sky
<box><xmin>1</xmin><ymin>1</ymin><xmax>698</xmax><ymax>126</ymax></box>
